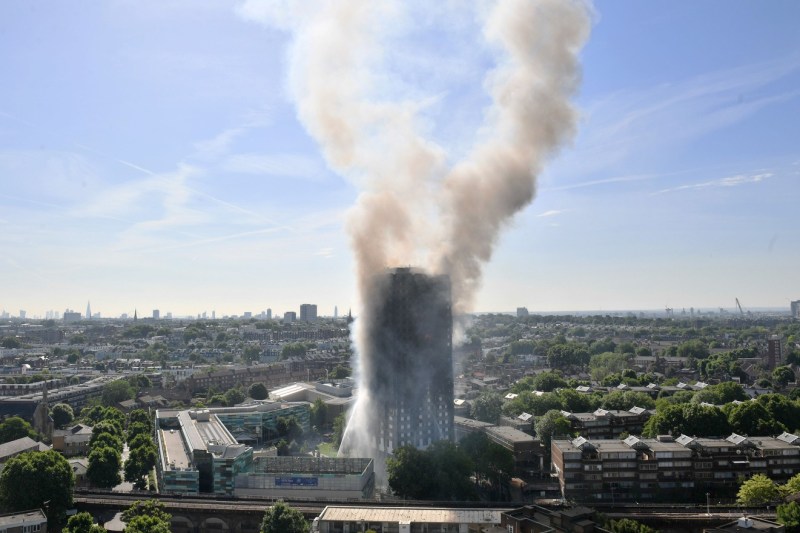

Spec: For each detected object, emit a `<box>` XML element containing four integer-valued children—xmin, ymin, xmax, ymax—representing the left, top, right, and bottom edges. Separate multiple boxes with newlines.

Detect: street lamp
<box><xmin>706</xmin><ymin>492</ymin><xmax>711</xmax><ymax>516</ymax></box>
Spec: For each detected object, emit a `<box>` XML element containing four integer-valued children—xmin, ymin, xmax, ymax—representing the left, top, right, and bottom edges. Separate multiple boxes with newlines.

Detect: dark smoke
<box><xmin>239</xmin><ymin>0</ymin><xmax>592</xmax><ymax>472</ymax></box>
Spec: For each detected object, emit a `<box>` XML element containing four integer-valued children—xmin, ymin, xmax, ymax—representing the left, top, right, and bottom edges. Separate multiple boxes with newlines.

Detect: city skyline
<box><xmin>1</xmin><ymin>1</ymin><xmax>798</xmax><ymax>318</ymax></box>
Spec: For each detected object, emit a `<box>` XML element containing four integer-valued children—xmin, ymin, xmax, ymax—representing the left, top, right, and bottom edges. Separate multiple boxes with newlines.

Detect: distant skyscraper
<box><xmin>334</xmin><ymin>306</ymin><xmax>338</xmax><ymax>319</ymax></box>
<box><xmin>791</xmin><ymin>300</ymin><xmax>800</xmax><ymax>319</ymax></box>
<box><xmin>243</xmin><ymin>312</ymin><xmax>252</xmax><ymax>319</ymax></box>
<box><xmin>283</xmin><ymin>311</ymin><xmax>297</xmax><ymax>323</ymax></box>
<box><xmin>86</xmin><ymin>301</ymin><xmax>91</xmax><ymax>319</ymax></box>
<box><xmin>768</xmin><ymin>335</ymin><xmax>785</xmax><ymax>370</ymax></box>
<box><xmin>300</xmin><ymin>304</ymin><xmax>317</xmax><ymax>322</ymax></box>
<box><xmin>359</xmin><ymin>268</ymin><xmax>454</xmax><ymax>454</ymax></box>
<box><xmin>63</xmin><ymin>310</ymin><xmax>81</xmax><ymax>323</ymax></box>
<box><xmin>516</xmin><ymin>307</ymin><xmax>529</xmax><ymax>317</ymax></box>
<box><xmin>266</xmin><ymin>308</ymin><xmax>272</xmax><ymax>320</ymax></box>
<box><xmin>18</xmin><ymin>310</ymin><xmax>26</xmax><ymax>320</ymax></box>
<box><xmin>153</xmin><ymin>309</ymin><xmax>160</xmax><ymax>320</ymax></box>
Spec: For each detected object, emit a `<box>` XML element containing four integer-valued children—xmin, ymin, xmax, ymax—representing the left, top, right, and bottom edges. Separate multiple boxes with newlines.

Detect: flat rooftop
<box><xmin>160</xmin><ymin>428</ymin><xmax>191</xmax><ymax>470</ymax></box>
<box><xmin>0</xmin><ymin>509</ymin><xmax>46</xmax><ymax>526</ymax></box>
<box><xmin>318</xmin><ymin>506</ymin><xmax>508</xmax><ymax>525</ymax></box>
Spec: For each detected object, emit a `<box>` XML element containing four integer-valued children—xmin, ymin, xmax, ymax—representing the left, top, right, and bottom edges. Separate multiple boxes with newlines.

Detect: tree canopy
<box><xmin>737</xmin><ymin>474</ymin><xmax>781</xmax><ymax>506</ymax></box>
<box><xmin>51</xmin><ymin>403</ymin><xmax>75</xmax><ymax>429</ymax></box>
<box><xmin>387</xmin><ymin>445</ymin><xmax>437</xmax><ymax>500</ymax></box>
<box><xmin>260</xmin><ymin>500</ymin><xmax>309</xmax><ymax>533</ymax></box>
<box><xmin>87</xmin><ymin>446</ymin><xmax>122</xmax><ymax>488</ymax></box>
<box><xmin>101</xmin><ymin>380</ymin><xmax>135</xmax><ymax>406</ymax></box>
<box><xmin>0</xmin><ymin>450</ymin><xmax>74</xmax><ymax>530</ymax></box>
<box><xmin>642</xmin><ymin>403</ymin><xmax>730</xmax><ymax>438</ymax></box>
<box><xmin>0</xmin><ymin>416</ymin><xmax>38</xmax><ymax>444</ymax></box>
<box><xmin>606</xmin><ymin>518</ymin><xmax>657</xmax><ymax>533</ymax></box>
<box><xmin>470</xmin><ymin>390</ymin><xmax>503</xmax><ymax>424</ymax></box>
<box><xmin>248</xmin><ymin>382</ymin><xmax>269</xmax><ymax>400</ymax></box>
<box><xmin>63</xmin><ymin>512</ymin><xmax>107</xmax><ymax>533</ymax></box>
<box><xmin>777</xmin><ymin>501</ymin><xmax>800</xmax><ymax>532</ymax></box>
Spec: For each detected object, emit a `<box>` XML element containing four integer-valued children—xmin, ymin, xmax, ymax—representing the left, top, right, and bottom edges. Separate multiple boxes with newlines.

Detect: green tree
<box><xmin>224</xmin><ymin>387</ymin><xmax>246</xmax><ymax>406</ymax></box>
<box><xmin>0</xmin><ymin>337</ymin><xmax>21</xmax><ymax>349</ymax></box>
<box><xmin>90</xmin><ymin>433</ymin><xmax>123</xmax><ymax>454</ymax></box>
<box><xmin>328</xmin><ymin>364</ymin><xmax>351</xmax><ymax>379</ymax></box>
<box><xmin>607</xmin><ymin>518</ymin><xmax>656</xmax><ymax>533</ymax></box>
<box><xmin>332</xmin><ymin>413</ymin><xmax>347</xmax><ymax>448</ymax></box>
<box><xmin>62</xmin><ymin>511</ymin><xmax>106</xmax><ymax>533</ymax></box>
<box><xmin>737</xmin><ymin>474</ymin><xmax>781</xmax><ymax>506</ymax></box>
<box><xmin>0</xmin><ymin>416</ymin><xmax>38</xmax><ymax>444</ymax></box>
<box><xmin>777</xmin><ymin>501</ymin><xmax>800</xmax><ymax>532</ymax></box>
<box><xmin>459</xmin><ymin>432</ymin><xmax>513</xmax><ymax>498</ymax></box>
<box><xmin>601</xmin><ymin>391</ymin><xmax>655</xmax><ymax>411</ymax></box>
<box><xmin>558</xmin><ymin>388</ymin><xmax>597</xmax><ymax>412</ymax></box>
<box><xmin>127</xmin><ymin>374</ymin><xmax>152</xmax><ymax>390</ymax></box>
<box><xmin>0</xmin><ymin>450</ymin><xmax>74</xmax><ymax>530</ymax></box>
<box><xmin>122</xmin><ymin>499</ymin><xmax>171</xmax><ymax>525</ymax></box>
<box><xmin>126</xmin><ymin>421</ymin><xmax>150</xmax><ymax>443</ymax></box>
<box><xmin>243</xmin><ymin>345</ymin><xmax>262</xmax><ymax>363</ymax></box>
<box><xmin>426</xmin><ymin>441</ymin><xmax>477</xmax><ymax>500</ymax></box>
<box><xmin>470</xmin><ymin>390</ymin><xmax>503</xmax><ymax>424</ymax></box>
<box><xmin>260</xmin><ymin>500</ymin><xmax>309</xmax><ymax>533</ymax></box>
<box><xmin>81</xmin><ymin>405</ymin><xmax>124</xmax><ymax>427</ymax></box>
<box><xmin>310</xmin><ymin>398</ymin><xmax>328</xmax><ymax>428</ymax></box>
<box><xmin>503</xmin><ymin>391</ymin><xmax>562</xmax><ymax>417</ymax></box>
<box><xmin>535</xmin><ymin>409</ymin><xmax>572</xmax><ymax>450</ymax></box>
<box><xmin>713</xmin><ymin>382</ymin><xmax>748</xmax><ymax>404</ymax></box>
<box><xmin>642</xmin><ymin>403</ymin><xmax>731</xmax><ymax>438</ymax></box>
<box><xmin>248</xmin><ymin>382</ymin><xmax>269</xmax><ymax>400</ymax></box>
<box><xmin>757</xmin><ymin>394</ymin><xmax>800</xmax><ymax>432</ymax></box>
<box><xmin>727</xmin><ymin>401</ymin><xmax>784</xmax><ymax>436</ymax></box>
<box><xmin>101</xmin><ymin>380</ymin><xmax>135</xmax><ymax>406</ymax></box>
<box><xmin>87</xmin><ymin>446</ymin><xmax>122</xmax><ymax>488</ymax></box>
<box><xmin>90</xmin><ymin>420</ymin><xmax>124</xmax><ymax>448</ymax></box>
<box><xmin>125</xmin><ymin>516</ymin><xmax>170</xmax><ymax>533</ymax></box>
<box><xmin>589</xmin><ymin>352</ymin><xmax>629</xmax><ymax>382</ymax></box>
<box><xmin>51</xmin><ymin>403</ymin><xmax>75</xmax><ymax>429</ymax></box>
<box><xmin>128</xmin><ymin>409</ymin><xmax>152</xmax><ymax>428</ymax></box>
<box><xmin>782</xmin><ymin>472</ymin><xmax>800</xmax><ymax>497</ymax></box>
<box><xmin>522</xmin><ymin>371</ymin><xmax>567</xmax><ymax>393</ymax></box>
<box><xmin>773</xmin><ymin>366</ymin><xmax>795</xmax><ymax>389</ymax></box>
<box><xmin>677</xmin><ymin>339</ymin><xmax>710</xmax><ymax>359</ymax></box>
<box><xmin>280</xmin><ymin>343</ymin><xmax>308</xmax><ymax>359</ymax></box>
<box><xmin>387</xmin><ymin>445</ymin><xmax>436</xmax><ymax>499</ymax></box>
<box><xmin>124</xmin><ymin>444</ymin><xmax>157</xmax><ymax>489</ymax></box>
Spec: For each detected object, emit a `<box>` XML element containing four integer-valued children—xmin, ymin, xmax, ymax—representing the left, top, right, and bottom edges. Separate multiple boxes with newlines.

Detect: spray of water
<box><xmin>238</xmin><ymin>0</ymin><xmax>591</xmax><ymax>471</ymax></box>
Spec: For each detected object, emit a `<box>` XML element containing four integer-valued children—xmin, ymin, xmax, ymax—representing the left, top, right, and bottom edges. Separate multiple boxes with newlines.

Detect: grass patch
<box><xmin>317</xmin><ymin>442</ymin><xmax>338</xmax><ymax>457</ymax></box>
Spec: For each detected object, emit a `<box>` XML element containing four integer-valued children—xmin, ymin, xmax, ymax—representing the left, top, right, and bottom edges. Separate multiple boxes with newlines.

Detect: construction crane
<box><xmin>736</xmin><ymin>298</ymin><xmax>744</xmax><ymax>315</ymax></box>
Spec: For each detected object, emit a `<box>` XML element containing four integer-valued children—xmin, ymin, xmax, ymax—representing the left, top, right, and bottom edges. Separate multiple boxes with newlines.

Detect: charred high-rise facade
<box><xmin>362</xmin><ymin>268</ymin><xmax>454</xmax><ymax>454</ymax></box>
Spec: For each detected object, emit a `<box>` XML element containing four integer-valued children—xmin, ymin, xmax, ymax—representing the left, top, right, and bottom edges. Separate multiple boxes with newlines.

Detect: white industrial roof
<box><xmin>318</xmin><ymin>507</ymin><xmax>507</xmax><ymax>525</ymax></box>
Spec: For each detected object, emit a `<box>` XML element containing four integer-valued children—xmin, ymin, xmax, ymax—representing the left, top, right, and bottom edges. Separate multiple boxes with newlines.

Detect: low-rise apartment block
<box><xmin>552</xmin><ymin>432</ymin><xmax>800</xmax><ymax>503</ymax></box>
<box><xmin>561</xmin><ymin>406</ymin><xmax>652</xmax><ymax>440</ymax></box>
<box><xmin>0</xmin><ymin>509</ymin><xmax>47</xmax><ymax>533</ymax></box>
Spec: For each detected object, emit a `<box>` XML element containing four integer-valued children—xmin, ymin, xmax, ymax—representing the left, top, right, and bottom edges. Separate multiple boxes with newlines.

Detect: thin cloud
<box><xmin>536</xmin><ymin>210</ymin><xmax>564</xmax><ymax>218</ymax></box>
<box><xmin>549</xmin><ymin>53</ymin><xmax>800</xmax><ymax>182</ymax></box>
<box><xmin>654</xmin><ymin>172</ymin><xmax>773</xmax><ymax>195</ymax></box>
<box><xmin>315</xmin><ymin>247</ymin><xmax>335</xmax><ymax>258</ymax></box>
<box><xmin>222</xmin><ymin>153</ymin><xmax>326</xmax><ymax>181</ymax></box>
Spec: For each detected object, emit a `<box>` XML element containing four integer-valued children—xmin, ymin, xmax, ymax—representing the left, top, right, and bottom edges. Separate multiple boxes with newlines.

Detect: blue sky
<box><xmin>1</xmin><ymin>1</ymin><xmax>798</xmax><ymax>318</ymax></box>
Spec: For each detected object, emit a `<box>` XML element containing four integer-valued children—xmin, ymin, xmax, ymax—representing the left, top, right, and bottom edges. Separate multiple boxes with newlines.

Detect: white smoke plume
<box><xmin>239</xmin><ymin>0</ymin><xmax>591</xmax><ymax>467</ymax></box>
